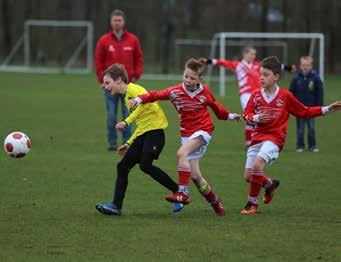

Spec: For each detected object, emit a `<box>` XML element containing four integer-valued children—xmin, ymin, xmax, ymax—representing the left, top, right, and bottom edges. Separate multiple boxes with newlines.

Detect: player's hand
<box><xmin>117</xmin><ymin>144</ymin><xmax>129</xmax><ymax>156</ymax></box>
<box><xmin>131</xmin><ymin>77</ymin><xmax>137</xmax><ymax>83</ymax></box>
<box><xmin>229</xmin><ymin>113</ymin><xmax>242</xmax><ymax>122</ymax></box>
<box><xmin>128</xmin><ymin>99</ymin><xmax>138</xmax><ymax>109</ymax></box>
<box><xmin>328</xmin><ymin>101</ymin><xmax>341</xmax><ymax>112</ymax></box>
<box><xmin>200</xmin><ymin>58</ymin><xmax>212</xmax><ymax>65</ymax></box>
<box><xmin>115</xmin><ymin>121</ymin><xmax>126</xmax><ymax>130</ymax></box>
<box><xmin>258</xmin><ymin>112</ymin><xmax>273</xmax><ymax>123</ymax></box>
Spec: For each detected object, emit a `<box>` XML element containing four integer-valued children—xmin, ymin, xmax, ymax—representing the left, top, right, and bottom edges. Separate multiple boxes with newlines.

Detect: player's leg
<box><xmin>296</xmin><ymin>117</ymin><xmax>305</xmax><ymax>152</ymax></box>
<box><xmin>190</xmin><ymin>159</ymin><xmax>225</xmax><ymax>216</ymax></box>
<box><xmin>241</xmin><ymin>141</ymin><xmax>280</xmax><ymax>214</ymax></box>
<box><xmin>96</xmin><ymin>137</ymin><xmax>141</xmax><ymax>216</ymax></box>
<box><xmin>104</xmin><ymin>91</ymin><xmax>119</xmax><ymax>150</ymax></box>
<box><xmin>139</xmin><ymin>130</ymin><xmax>178</xmax><ymax>193</ymax></box>
<box><xmin>165</xmin><ymin>135</ymin><xmax>205</xmax><ymax>205</ymax></box>
<box><xmin>120</xmin><ymin>94</ymin><xmax>132</xmax><ymax>144</ymax></box>
<box><xmin>307</xmin><ymin>118</ymin><xmax>318</xmax><ymax>152</ymax></box>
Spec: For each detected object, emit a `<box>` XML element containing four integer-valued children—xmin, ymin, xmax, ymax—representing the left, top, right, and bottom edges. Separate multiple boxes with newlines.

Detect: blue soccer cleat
<box><xmin>172</xmin><ymin>202</ymin><xmax>185</xmax><ymax>213</ymax></box>
<box><xmin>95</xmin><ymin>203</ymin><xmax>122</xmax><ymax>216</ymax></box>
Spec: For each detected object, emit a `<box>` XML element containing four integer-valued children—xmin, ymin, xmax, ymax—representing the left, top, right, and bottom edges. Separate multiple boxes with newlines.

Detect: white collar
<box><xmin>261</xmin><ymin>85</ymin><xmax>279</xmax><ymax>104</ymax></box>
<box><xmin>182</xmin><ymin>83</ymin><xmax>203</xmax><ymax>98</ymax></box>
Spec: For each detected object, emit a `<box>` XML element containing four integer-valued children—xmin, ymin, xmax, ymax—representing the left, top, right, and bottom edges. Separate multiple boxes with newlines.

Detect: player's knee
<box><xmin>139</xmin><ymin>158</ymin><xmax>153</xmax><ymax>174</ymax></box>
<box><xmin>252</xmin><ymin>157</ymin><xmax>265</xmax><ymax>171</ymax></box>
<box><xmin>117</xmin><ymin>160</ymin><xmax>128</xmax><ymax>173</ymax></box>
<box><xmin>176</xmin><ymin>149</ymin><xmax>187</xmax><ymax>161</ymax></box>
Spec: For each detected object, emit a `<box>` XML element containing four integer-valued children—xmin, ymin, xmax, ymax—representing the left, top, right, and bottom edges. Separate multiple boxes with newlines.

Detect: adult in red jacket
<box><xmin>95</xmin><ymin>9</ymin><xmax>143</xmax><ymax>151</ymax></box>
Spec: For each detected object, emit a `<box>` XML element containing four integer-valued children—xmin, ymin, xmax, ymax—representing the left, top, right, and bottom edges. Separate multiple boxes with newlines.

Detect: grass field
<box><xmin>0</xmin><ymin>72</ymin><xmax>340</xmax><ymax>261</ymax></box>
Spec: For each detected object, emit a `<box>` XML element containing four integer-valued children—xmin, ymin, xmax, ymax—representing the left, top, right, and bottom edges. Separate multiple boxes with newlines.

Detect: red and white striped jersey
<box><xmin>214</xmin><ymin>59</ymin><xmax>261</xmax><ymax>95</ymax></box>
<box><xmin>139</xmin><ymin>83</ymin><xmax>230</xmax><ymax>137</ymax></box>
<box><xmin>243</xmin><ymin>86</ymin><xmax>324</xmax><ymax>149</ymax></box>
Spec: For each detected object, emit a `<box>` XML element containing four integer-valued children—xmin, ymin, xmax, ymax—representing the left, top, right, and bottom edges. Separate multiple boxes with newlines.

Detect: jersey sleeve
<box><xmin>124</xmin><ymin>104</ymin><xmax>144</xmax><ymax>126</ymax></box>
<box><xmin>287</xmin><ymin>91</ymin><xmax>323</xmax><ymax>118</ymax></box>
<box><xmin>207</xmin><ymin>88</ymin><xmax>230</xmax><ymax>120</ymax></box>
<box><xmin>124</xmin><ymin>85</ymin><xmax>147</xmax><ymax>125</ymax></box>
<box><xmin>139</xmin><ymin>86</ymin><xmax>173</xmax><ymax>104</ymax></box>
<box><xmin>215</xmin><ymin>59</ymin><xmax>239</xmax><ymax>70</ymax></box>
<box><xmin>126</xmin><ymin>127</ymin><xmax>138</xmax><ymax>145</ymax></box>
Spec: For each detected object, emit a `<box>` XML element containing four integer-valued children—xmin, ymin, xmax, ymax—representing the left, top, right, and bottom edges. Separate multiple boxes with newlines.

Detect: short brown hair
<box><xmin>110</xmin><ymin>9</ymin><xmax>126</xmax><ymax>20</ymax></box>
<box><xmin>185</xmin><ymin>58</ymin><xmax>206</xmax><ymax>77</ymax></box>
<box><xmin>261</xmin><ymin>56</ymin><xmax>282</xmax><ymax>75</ymax></box>
<box><xmin>300</xmin><ymin>56</ymin><xmax>313</xmax><ymax>64</ymax></box>
<box><xmin>103</xmin><ymin>64</ymin><xmax>128</xmax><ymax>84</ymax></box>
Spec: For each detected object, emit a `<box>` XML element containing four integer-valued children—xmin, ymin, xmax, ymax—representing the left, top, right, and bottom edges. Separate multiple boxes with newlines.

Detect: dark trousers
<box><xmin>296</xmin><ymin>117</ymin><xmax>317</xmax><ymax>149</ymax></box>
<box><xmin>112</xmin><ymin>130</ymin><xmax>178</xmax><ymax>209</ymax></box>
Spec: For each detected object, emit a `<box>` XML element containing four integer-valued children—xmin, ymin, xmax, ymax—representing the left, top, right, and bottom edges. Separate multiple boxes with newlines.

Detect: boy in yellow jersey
<box><xmin>95</xmin><ymin>64</ymin><xmax>179</xmax><ymax>216</ymax></box>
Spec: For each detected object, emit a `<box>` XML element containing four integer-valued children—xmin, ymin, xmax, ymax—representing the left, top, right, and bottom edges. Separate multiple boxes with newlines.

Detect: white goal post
<box><xmin>0</xmin><ymin>20</ymin><xmax>93</xmax><ymax>74</ymax></box>
<box><xmin>208</xmin><ymin>32</ymin><xmax>325</xmax><ymax>96</ymax></box>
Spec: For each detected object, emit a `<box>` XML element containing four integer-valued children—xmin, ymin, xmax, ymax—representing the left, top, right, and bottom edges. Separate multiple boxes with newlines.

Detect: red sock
<box><xmin>248</xmin><ymin>170</ymin><xmax>265</xmax><ymax>204</ymax></box>
<box><xmin>178</xmin><ymin>166</ymin><xmax>191</xmax><ymax>186</ymax></box>
<box><xmin>205</xmin><ymin>189</ymin><xmax>218</xmax><ymax>204</ymax></box>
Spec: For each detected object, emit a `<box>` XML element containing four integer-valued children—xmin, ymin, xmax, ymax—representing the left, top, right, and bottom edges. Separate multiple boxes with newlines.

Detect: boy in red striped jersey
<box><xmin>129</xmin><ymin>58</ymin><xmax>242</xmax><ymax>216</ymax></box>
<box><xmin>241</xmin><ymin>56</ymin><xmax>341</xmax><ymax>215</ymax></box>
<box><xmin>204</xmin><ymin>47</ymin><xmax>295</xmax><ymax>148</ymax></box>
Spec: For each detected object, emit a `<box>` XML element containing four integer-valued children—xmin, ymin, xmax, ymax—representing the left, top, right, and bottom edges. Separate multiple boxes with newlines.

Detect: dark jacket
<box><xmin>289</xmin><ymin>70</ymin><xmax>323</xmax><ymax>106</ymax></box>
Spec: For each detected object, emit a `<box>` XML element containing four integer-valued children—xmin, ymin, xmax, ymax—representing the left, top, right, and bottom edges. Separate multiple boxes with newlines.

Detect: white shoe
<box><xmin>309</xmin><ymin>147</ymin><xmax>319</xmax><ymax>153</ymax></box>
<box><xmin>296</xmin><ymin>148</ymin><xmax>304</xmax><ymax>153</ymax></box>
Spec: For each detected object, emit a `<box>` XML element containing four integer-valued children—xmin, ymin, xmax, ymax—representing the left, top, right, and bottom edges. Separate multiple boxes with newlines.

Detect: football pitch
<box><xmin>0</xmin><ymin>72</ymin><xmax>340</xmax><ymax>261</ymax></box>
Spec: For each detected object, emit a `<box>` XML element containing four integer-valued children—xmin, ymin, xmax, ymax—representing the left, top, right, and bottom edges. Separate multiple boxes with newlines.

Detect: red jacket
<box><xmin>95</xmin><ymin>29</ymin><xmax>143</xmax><ymax>83</ymax></box>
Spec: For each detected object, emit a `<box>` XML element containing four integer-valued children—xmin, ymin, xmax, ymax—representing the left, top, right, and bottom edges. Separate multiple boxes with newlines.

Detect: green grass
<box><xmin>0</xmin><ymin>72</ymin><xmax>340</xmax><ymax>261</ymax></box>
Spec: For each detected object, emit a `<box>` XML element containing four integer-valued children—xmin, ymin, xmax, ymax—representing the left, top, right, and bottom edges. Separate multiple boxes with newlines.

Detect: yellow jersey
<box><xmin>124</xmin><ymin>83</ymin><xmax>168</xmax><ymax>145</ymax></box>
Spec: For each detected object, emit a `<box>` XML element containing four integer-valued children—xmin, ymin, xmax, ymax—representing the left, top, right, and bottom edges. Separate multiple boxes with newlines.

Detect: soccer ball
<box><xmin>3</xmin><ymin>132</ymin><xmax>31</xmax><ymax>158</ymax></box>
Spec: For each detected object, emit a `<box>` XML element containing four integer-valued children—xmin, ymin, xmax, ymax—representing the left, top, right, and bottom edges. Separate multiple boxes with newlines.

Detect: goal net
<box><xmin>0</xmin><ymin>20</ymin><xmax>93</xmax><ymax>74</ymax></box>
<box><xmin>207</xmin><ymin>32</ymin><xmax>324</xmax><ymax>96</ymax></box>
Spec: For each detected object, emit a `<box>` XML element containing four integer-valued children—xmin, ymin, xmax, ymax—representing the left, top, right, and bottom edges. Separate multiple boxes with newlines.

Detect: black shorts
<box><xmin>127</xmin><ymin>129</ymin><xmax>165</xmax><ymax>161</ymax></box>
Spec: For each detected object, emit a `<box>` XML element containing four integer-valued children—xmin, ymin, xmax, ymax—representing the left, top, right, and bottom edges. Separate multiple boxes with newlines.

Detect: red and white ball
<box><xmin>4</xmin><ymin>132</ymin><xmax>31</xmax><ymax>158</ymax></box>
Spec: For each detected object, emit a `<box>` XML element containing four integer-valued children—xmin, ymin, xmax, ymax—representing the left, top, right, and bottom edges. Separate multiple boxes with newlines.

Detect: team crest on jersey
<box><xmin>198</xmin><ymin>95</ymin><xmax>206</xmax><ymax>103</ymax></box>
<box><xmin>108</xmin><ymin>45</ymin><xmax>115</xmax><ymax>52</ymax></box>
<box><xmin>169</xmin><ymin>91</ymin><xmax>177</xmax><ymax>100</ymax></box>
<box><xmin>275</xmin><ymin>99</ymin><xmax>284</xmax><ymax>107</ymax></box>
<box><xmin>308</xmin><ymin>81</ymin><xmax>314</xmax><ymax>90</ymax></box>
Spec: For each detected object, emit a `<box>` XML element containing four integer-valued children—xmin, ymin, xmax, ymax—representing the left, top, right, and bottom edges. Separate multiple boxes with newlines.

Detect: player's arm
<box><xmin>242</xmin><ymin>93</ymin><xmax>271</xmax><ymax>123</ymax></box>
<box><xmin>133</xmin><ymin>37</ymin><xmax>143</xmax><ymax>81</ymax></box>
<box><xmin>282</xmin><ymin>64</ymin><xmax>297</xmax><ymax>73</ymax></box>
<box><xmin>95</xmin><ymin>38</ymin><xmax>106</xmax><ymax>85</ymax></box>
<box><xmin>287</xmin><ymin>91</ymin><xmax>331</xmax><ymax>118</ymax></box>
<box><xmin>207</xmin><ymin>89</ymin><xmax>241</xmax><ymax>121</ymax></box>
<box><xmin>128</xmin><ymin>87</ymin><xmax>173</xmax><ymax>109</ymax></box>
<box><xmin>204</xmin><ymin>58</ymin><xmax>238</xmax><ymax>70</ymax></box>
